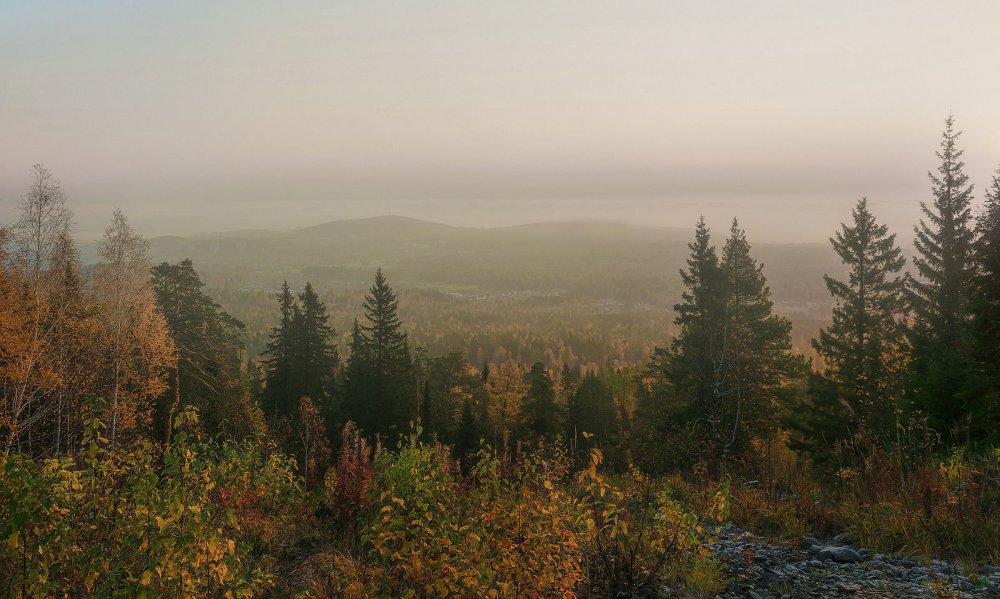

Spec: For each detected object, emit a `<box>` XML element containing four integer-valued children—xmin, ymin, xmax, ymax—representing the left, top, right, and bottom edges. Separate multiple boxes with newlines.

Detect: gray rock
<box><xmin>818</xmin><ymin>546</ymin><xmax>863</xmax><ymax>563</ymax></box>
<box><xmin>708</xmin><ymin>524</ymin><xmax>998</xmax><ymax>599</ymax></box>
<box><xmin>800</xmin><ymin>536</ymin><xmax>821</xmax><ymax>550</ymax></box>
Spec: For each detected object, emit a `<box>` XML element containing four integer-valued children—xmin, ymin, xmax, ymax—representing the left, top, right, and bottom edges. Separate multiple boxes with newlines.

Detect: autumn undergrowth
<box><xmin>836</xmin><ymin>448</ymin><xmax>1000</xmax><ymax>564</ymax></box>
<box><xmin>295</xmin><ymin>427</ymin><xmax>730</xmax><ymax>598</ymax></box>
<box><xmin>0</xmin><ymin>402</ymin><xmax>302</xmax><ymax>598</ymax></box>
<box><xmin>707</xmin><ymin>432</ymin><xmax>1000</xmax><ymax>567</ymax></box>
<box><xmin>6</xmin><ymin>413</ymin><xmax>995</xmax><ymax>598</ymax></box>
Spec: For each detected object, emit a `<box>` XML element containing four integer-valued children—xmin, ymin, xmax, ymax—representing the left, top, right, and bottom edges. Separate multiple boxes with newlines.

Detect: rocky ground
<box><xmin>706</xmin><ymin>525</ymin><xmax>1000</xmax><ymax>598</ymax></box>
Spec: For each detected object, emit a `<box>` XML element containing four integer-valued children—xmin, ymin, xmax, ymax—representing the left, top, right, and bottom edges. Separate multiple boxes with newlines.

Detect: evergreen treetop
<box><xmin>808</xmin><ymin>199</ymin><xmax>908</xmax><ymax>446</ymax></box>
<box><xmin>910</xmin><ymin>115</ymin><xmax>977</xmax><ymax>339</ymax></box>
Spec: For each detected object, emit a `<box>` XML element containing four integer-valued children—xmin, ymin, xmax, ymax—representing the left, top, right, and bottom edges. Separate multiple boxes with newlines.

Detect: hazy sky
<box><xmin>2</xmin><ymin>1</ymin><xmax>998</xmax><ymax>242</ymax></box>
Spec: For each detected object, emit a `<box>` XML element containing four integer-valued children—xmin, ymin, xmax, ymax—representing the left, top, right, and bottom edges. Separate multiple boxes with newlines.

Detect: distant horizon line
<box><xmin>67</xmin><ymin>212</ymin><xmax>839</xmax><ymax>248</ymax></box>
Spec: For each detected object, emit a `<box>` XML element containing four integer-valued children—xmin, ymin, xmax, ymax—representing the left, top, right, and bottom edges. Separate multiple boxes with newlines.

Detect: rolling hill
<box><xmin>82</xmin><ymin>215</ymin><xmax>843</xmax><ymax>367</ymax></box>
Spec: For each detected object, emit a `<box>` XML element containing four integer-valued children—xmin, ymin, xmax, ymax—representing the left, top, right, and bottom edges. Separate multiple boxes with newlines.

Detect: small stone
<box><xmin>800</xmin><ymin>536</ymin><xmax>821</xmax><ymax>550</ymax></box>
<box><xmin>818</xmin><ymin>546</ymin><xmax>863</xmax><ymax>563</ymax></box>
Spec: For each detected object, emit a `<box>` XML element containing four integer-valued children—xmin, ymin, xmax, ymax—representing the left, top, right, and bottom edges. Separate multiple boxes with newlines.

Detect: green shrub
<box><xmin>0</xmin><ymin>404</ymin><xmax>301</xmax><ymax>598</ymax></box>
<box><xmin>574</xmin><ymin>452</ymin><xmax>726</xmax><ymax>597</ymax></box>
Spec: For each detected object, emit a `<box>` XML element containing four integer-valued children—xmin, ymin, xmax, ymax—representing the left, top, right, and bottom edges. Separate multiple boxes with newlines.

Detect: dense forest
<box><xmin>2</xmin><ymin>117</ymin><xmax>1000</xmax><ymax>597</ymax></box>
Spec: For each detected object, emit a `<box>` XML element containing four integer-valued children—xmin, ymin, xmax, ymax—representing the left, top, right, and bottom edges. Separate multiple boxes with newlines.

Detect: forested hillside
<box><xmin>83</xmin><ymin>217</ymin><xmax>843</xmax><ymax>369</ymax></box>
<box><xmin>3</xmin><ymin>118</ymin><xmax>1000</xmax><ymax>597</ymax></box>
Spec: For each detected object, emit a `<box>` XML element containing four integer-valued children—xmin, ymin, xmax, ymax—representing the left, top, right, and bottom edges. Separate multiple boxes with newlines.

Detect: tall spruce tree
<box><xmin>340</xmin><ymin>319</ymin><xmax>372</xmax><ymax>429</ymax></box>
<box><xmin>294</xmin><ymin>282</ymin><xmax>339</xmax><ymax>403</ymax></box>
<box><xmin>973</xmin><ymin>167</ymin><xmax>1000</xmax><ymax>349</ymax></box>
<box><xmin>342</xmin><ymin>269</ymin><xmax>416</xmax><ymax>438</ymax></box>
<box><xmin>718</xmin><ymin>219</ymin><xmax>804</xmax><ymax>464</ymax></box>
<box><xmin>520</xmin><ymin>362</ymin><xmax>562</xmax><ymax>442</ymax></box>
<box><xmin>637</xmin><ymin>219</ymin><xmax>802</xmax><ymax>469</ymax></box>
<box><xmin>908</xmin><ymin>116</ymin><xmax>978</xmax><ymax>441</ymax></box>
<box><xmin>964</xmin><ymin>166</ymin><xmax>1000</xmax><ymax>443</ymax></box>
<box><xmin>261</xmin><ymin>282</ymin><xmax>297</xmax><ymax>416</ymax></box>
<box><xmin>806</xmin><ymin>199</ymin><xmax>908</xmax><ymax>449</ymax></box>
<box><xmin>669</xmin><ymin>217</ymin><xmax>728</xmax><ymax>445</ymax></box>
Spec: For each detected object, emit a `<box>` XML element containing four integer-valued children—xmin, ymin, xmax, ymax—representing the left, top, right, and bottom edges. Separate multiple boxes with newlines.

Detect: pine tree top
<box><xmin>910</xmin><ymin>116</ymin><xmax>978</xmax><ymax>333</ymax></box>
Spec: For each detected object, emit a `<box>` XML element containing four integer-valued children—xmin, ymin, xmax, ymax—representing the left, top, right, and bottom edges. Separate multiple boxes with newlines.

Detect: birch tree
<box><xmin>93</xmin><ymin>209</ymin><xmax>172</xmax><ymax>447</ymax></box>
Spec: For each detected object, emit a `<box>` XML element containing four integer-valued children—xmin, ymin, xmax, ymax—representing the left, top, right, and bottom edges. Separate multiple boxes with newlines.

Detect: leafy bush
<box><xmin>0</xmin><ymin>403</ymin><xmax>301</xmax><ymax>598</ymax></box>
<box><xmin>574</xmin><ymin>450</ymin><xmax>727</xmax><ymax>597</ymax></box>
<box><xmin>308</xmin><ymin>434</ymin><xmax>584</xmax><ymax>598</ymax></box>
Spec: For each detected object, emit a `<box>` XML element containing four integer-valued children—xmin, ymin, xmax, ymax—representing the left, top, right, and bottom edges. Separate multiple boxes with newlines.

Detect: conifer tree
<box><xmin>454</xmin><ymin>396</ymin><xmax>480</xmax><ymax>463</ymax></box>
<box><xmin>151</xmin><ymin>259</ymin><xmax>251</xmax><ymax>443</ymax></box>
<box><xmin>567</xmin><ymin>372</ymin><xmax>618</xmax><ymax>459</ymax></box>
<box><xmin>908</xmin><ymin>116</ymin><xmax>978</xmax><ymax>440</ymax></box>
<box><xmin>717</xmin><ymin>219</ymin><xmax>804</xmax><ymax>463</ymax></box>
<box><xmin>294</xmin><ymin>282</ymin><xmax>339</xmax><ymax>403</ymax></box>
<box><xmin>520</xmin><ymin>362</ymin><xmax>562</xmax><ymax>442</ymax></box>
<box><xmin>603</xmin><ymin>367</ymin><xmax>637</xmax><ymax>442</ymax></box>
<box><xmin>808</xmin><ymin>199</ymin><xmax>908</xmax><ymax>446</ymax></box>
<box><xmin>261</xmin><ymin>282</ymin><xmax>297</xmax><ymax>416</ymax></box>
<box><xmin>965</xmin><ymin>166</ymin><xmax>1000</xmax><ymax>442</ymax></box>
<box><xmin>558</xmin><ymin>362</ymin><xmax>580</xmax><ymax>403</ymax></box>
<box><xmin>632</xmin><ymin>348</ymin><xmax>685</xmax><ymax>473</ymax></box>
<box><xmin>637</xmin><ymin>218</ymin><xmax>802</xmax><ymax>468</ymax></box>
<box><xmin>342</xmin><ymin>269</ymin><xmax>416</xmax><ymax>438</ymax></box>
<box><xmin>340</xmin><ymin>319</ymin><xmax>372</xmax><ymax>430</ymax></box>
<box><xmin>973</xmin><ymin>167</ymin><xmax>1000</xmax><ymax>346</ymax></box>
<box><xmin>669</xmin><ymin>217</ymin><xmax>728</xmax><ymax>443</ymax></box>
